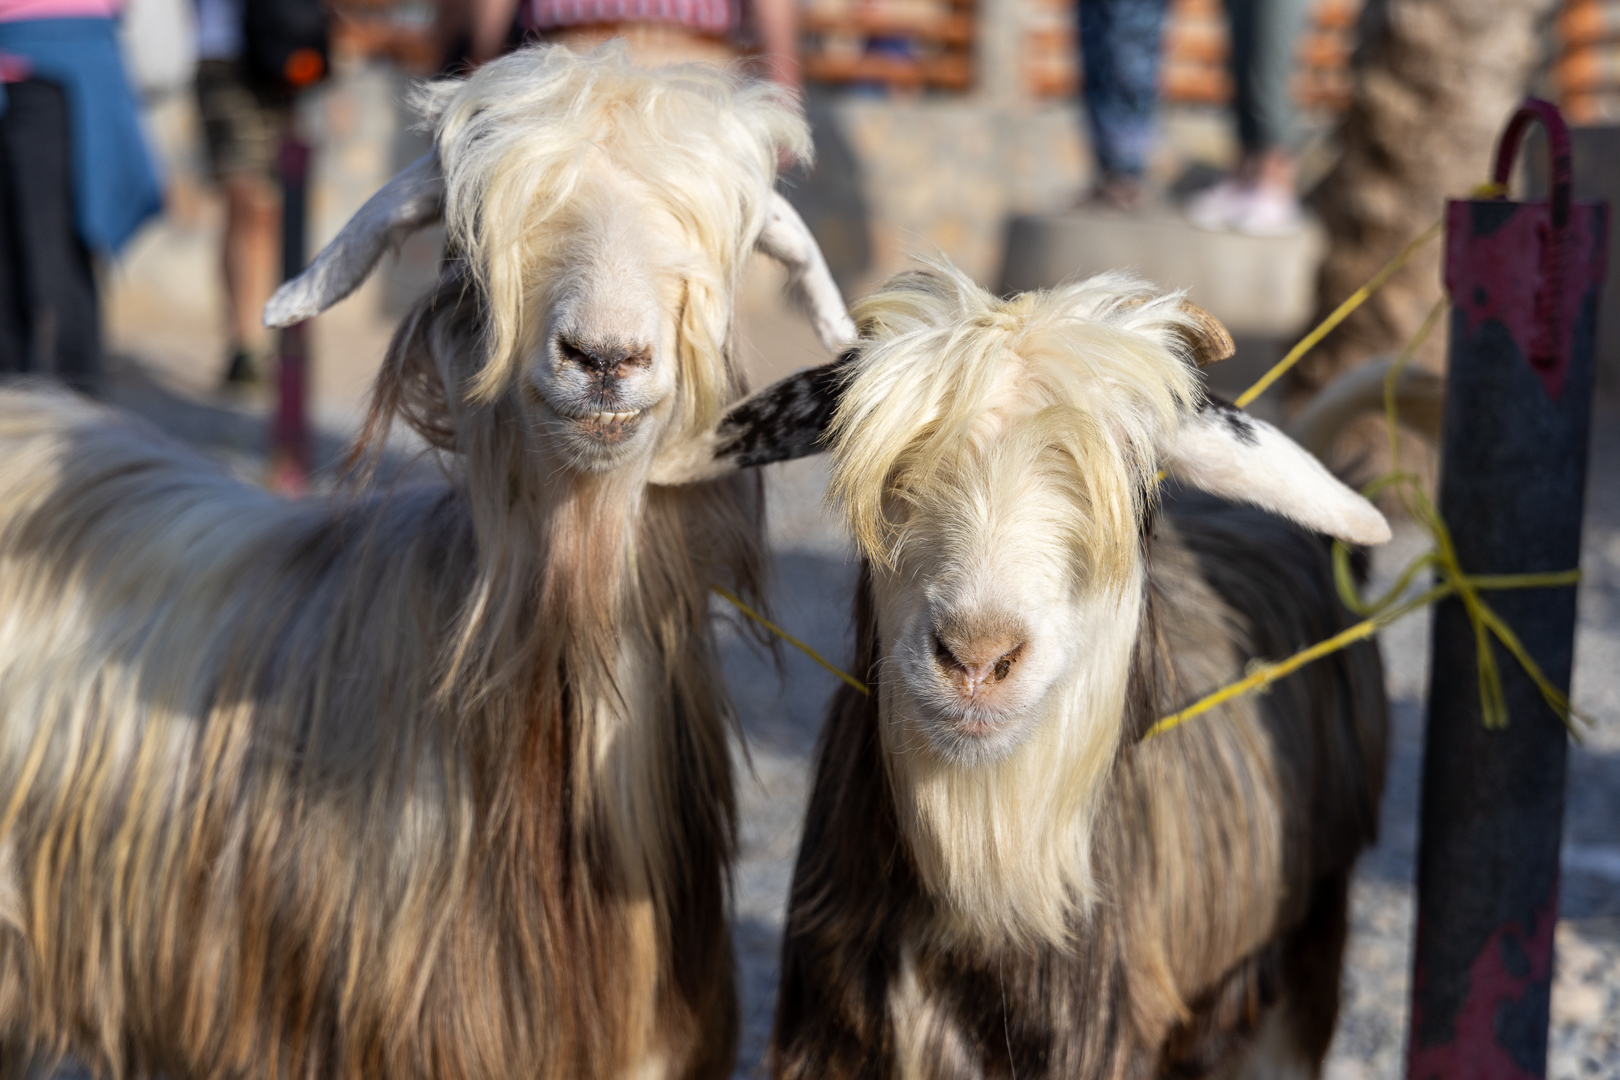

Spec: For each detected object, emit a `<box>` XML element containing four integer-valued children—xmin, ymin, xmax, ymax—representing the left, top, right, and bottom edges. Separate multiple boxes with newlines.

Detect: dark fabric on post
<box><xmin>0</xmin><ymin>79</ymin><xmax>101</xmax><ymax>393</ymax></box>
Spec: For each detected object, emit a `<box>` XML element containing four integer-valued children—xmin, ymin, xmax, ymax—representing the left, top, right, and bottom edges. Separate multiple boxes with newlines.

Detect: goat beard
<box><xmin>877</xmin><ymin>580</ymin><xmax>1144</xmax><ymax>951</ymax></box>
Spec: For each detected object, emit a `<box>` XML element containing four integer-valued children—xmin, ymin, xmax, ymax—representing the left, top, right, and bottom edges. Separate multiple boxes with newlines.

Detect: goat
<box><xmin>0</xmin><ymin>44</ymin><xmax>854</xmax><ymax>1080</ymax></box>
<box><xmin>755</xmin><ymin>265</ymin><xmax>1393</xmax><ymax>1078</ymax></box>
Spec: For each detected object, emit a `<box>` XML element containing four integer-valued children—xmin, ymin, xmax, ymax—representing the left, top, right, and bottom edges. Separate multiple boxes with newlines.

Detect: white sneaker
<box><xmin>1184</xmin><ymin>179</ymin><xmax>1250</xmax><ymax>232</ymax></box>
<box><xmin>1229</xmin><ymin>186</ymin><xmax>1303</xmax><ymax>237</ymax></box>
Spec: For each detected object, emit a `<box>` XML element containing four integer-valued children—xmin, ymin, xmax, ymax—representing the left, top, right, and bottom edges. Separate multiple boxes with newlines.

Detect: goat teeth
<box><xmin>587</xmin><ymin>410</ymin><xmax>640</xmax><ymax>422</ymax></box>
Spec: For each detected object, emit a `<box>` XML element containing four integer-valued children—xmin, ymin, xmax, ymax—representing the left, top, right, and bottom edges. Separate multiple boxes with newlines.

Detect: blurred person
<box><xmin>0</xmin><ymin>0</ymin><xmax>162</xmax><ymax>393</ymax></box>
<box><xmin>194</xmin><ymin>0</ymin><xmax>315</xmax><ymax>387</ymax></box>
<box><xmin>437</xmin><ymin>0</ymin><xmax>800</xmax><ymax>87</ymax></box>
<box><xmin>1184</xmin><ymin>0</ymin><xmax>1310</xmax><ymax>236</ymax></box>
<box><xmin>1076</xmin><ymin>0</ymin><xmax>1170</xmax><ymax>211</ymax></box>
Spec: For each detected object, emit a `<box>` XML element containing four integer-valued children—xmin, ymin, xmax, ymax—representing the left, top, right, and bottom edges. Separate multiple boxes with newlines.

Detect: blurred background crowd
<box><xmin>2</xmin><ymin>0</ymin><xmax>1614</xmax><ymax>423</ymax></box>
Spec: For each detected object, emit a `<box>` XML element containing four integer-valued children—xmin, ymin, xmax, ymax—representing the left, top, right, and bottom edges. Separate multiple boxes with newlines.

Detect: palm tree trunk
<box><xmin>1298</xmin><ymin>0</ymin><xmax>1557</xmax><ymax>395</ymax></box>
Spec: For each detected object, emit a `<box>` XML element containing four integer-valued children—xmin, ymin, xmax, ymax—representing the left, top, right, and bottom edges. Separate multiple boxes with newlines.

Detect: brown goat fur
<box><xmin>767</xmin><ymin>265</ymin><xmax>1390</xmax><ymax>1078</ymax></box>
<box><xmin>0</xmin><ymin>45</ymin><xmax>829</xmax><ymax>1080</ymax></box>
<box><xmin>771</xmin><ymin>494</ymin><xmax>1387</xmax><ymax>1078</ymax></box>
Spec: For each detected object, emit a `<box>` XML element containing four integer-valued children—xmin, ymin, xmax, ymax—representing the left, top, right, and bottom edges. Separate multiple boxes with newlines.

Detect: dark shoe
<box><xmin>224</xmin><ymin>347</ymin><xmax>262</xmax><ymax>387</ymax></box>
<box><xmin>1079</xmin><ymin>175</ymin><xmax>1148</xmax><ymax>212</ymax></box>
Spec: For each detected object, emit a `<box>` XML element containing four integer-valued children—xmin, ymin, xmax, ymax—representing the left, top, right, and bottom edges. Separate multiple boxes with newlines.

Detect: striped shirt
<box><xmin>0</xmin><ymin>0</ymin><xmax>121</xmax><ymax>20</ymax></box>
<box><xmin>527</xmin><ymin>0</ymin><xmax>734</xmax><ymax>36</ymax></box>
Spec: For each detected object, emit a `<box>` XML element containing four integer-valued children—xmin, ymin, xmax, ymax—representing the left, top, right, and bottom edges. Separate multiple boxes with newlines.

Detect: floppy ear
<box><xmin>1162</xmin><ymin>398</ymin><xmax>1392</xmax><ymax>545</ymax></box>
<box><xmin>754</xmin><ymin>192</ymin><xmax>858</xmax><ymax>354</ymax></box>
<box><xmin>649</xmin><ymin>353</ymin><xmax>850</xmax><ymax>485</ymax></box>
<box><xmin>264</xmin><ymin>152</ymin><xmax>445</xmax><ymax>328</ymax></box>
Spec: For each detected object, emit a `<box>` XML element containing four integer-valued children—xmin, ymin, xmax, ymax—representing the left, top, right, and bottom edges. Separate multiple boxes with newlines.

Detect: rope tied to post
<box><xmin>1145</xmin><ymin>274</ymin><xmax>1588</xmax><ymax>740</ymax></box>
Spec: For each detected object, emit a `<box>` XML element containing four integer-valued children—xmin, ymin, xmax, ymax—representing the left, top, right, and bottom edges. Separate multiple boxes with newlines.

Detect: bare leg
<box><xmin>220</xmin><ymin>175</ymin><xmax>281</xmax><ymax>384</ymax></box>
<box><xmin>1250</xmin><ymin>148</ymin><xmax>1297</xmax><ymax>201</ymax></box>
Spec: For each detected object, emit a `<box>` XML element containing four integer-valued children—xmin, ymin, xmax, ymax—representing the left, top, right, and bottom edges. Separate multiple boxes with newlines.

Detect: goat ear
<box><xmin>754</xmin><ymin>192</ymin><xmax>858</xmax><ymax>354</ymax></box>
<box><xmin>1174</xmin><ymin>301</ymin><xmax>1235</xmax><ymax>366</ymax></box>
<box><xmin>264</xmin><ymin>152</ymin><xmax>444</xmax><ymax>328</ymax></box>
<box><xmin>1162</xmin><ymin>399</ymin><xmax>1391</xmax><ymax>545</ymax></box>
<box><xmin>649</xmin><ymin>354</ymin><xmax>850</xmax><ymax>485</ymax></box>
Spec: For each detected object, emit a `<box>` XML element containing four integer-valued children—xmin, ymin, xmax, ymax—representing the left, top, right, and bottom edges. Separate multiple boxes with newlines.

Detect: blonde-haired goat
<box><xmin>756</xmin><ymin>265</ymin><xmax>1392</xmax><ymax>1078</ymax></box>
<box><xmin>0</xmin><ymin>44</ymin><xmax>854</xmax><ymax>1080</ymax></box>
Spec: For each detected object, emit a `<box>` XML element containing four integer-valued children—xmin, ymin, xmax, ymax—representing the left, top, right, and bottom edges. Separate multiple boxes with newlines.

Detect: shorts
<box><xmin>195</xmin><ymin>58</ymin><xmax>291</xmax><ymax>187</ymax></box>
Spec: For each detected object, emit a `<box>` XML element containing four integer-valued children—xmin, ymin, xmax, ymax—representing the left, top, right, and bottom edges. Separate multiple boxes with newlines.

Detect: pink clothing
<box><xmin>0</xmin><ymin>0</ymin><xmax>122</xmax><ymax>21</ymax></box>
<box><xmin>526</xmin><ymin>0</ymin><xmax>733</xmax><ymax>36</ymax></box>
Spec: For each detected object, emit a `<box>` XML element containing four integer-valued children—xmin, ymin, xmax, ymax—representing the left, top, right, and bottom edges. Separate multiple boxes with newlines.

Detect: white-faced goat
<box><xmin>761</xmin><ymin>266</ymin><xmax>1393</xmax><ymax>1078</ymax></box>
<box><xmin>0</xmin><ymin>45</ymin><xmax>854</xmax><ymax>1080</ymax></box>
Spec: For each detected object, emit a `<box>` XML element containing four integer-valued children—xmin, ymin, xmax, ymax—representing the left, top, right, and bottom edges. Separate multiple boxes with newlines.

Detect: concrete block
<box><xmin>998</xmin><ymin>206</ymin><xmax>1326</xmax><ymax>337</ymax></box>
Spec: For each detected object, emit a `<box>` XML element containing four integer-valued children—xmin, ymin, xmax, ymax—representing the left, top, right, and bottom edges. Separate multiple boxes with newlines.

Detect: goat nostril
<box><xmin>558</xmin><ymin>337</ymin><xmax>652</xmax><ymax>378</ymax></box>
<box><xmin>558</xmin><ymin>338</ymin><xmax>594</xmax><ymax>370</ymax></box>
<box><xmin>933</xmin><ymin>630</ymin><xmax>1025</xmax><ymax>694</ymax></box>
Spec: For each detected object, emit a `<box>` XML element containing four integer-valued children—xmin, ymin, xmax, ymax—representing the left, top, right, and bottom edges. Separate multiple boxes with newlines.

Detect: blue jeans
<box><xmin>1078</xmin><ymin>0</ymin><xmax>1170</xmax><ymax>180</ymax></box>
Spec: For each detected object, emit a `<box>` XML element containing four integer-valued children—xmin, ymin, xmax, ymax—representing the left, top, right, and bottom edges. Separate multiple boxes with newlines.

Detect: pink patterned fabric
<box><xmin>526</xmin><ymin>0</ymin><xmax>734</xmax><ymax>36</ymax></box>
<box><xmin>0</xmin><ymin>0</ymin><xmax>122</xmax><ymax>20</ymax></box>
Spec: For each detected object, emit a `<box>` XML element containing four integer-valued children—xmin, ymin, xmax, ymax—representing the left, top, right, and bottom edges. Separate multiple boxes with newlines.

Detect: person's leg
<box><xmin>1228</xmin><ymin>0</ymin><xmax>1307</xmax><ymax>190</ymax></box>
<box><xmin>1</xmin><ymin>80</ymin><xmax>100</xmax><ymax>393</ymax></box>
<box><xmin>221</xmin><ymin>174</ymin><xmax>282</xmax><ymax>369</ymax></box>
<box><xmin>197</xmin><ymin>59</ymin><xmax>285</xmax><ymax>385</ymax></box>
<box><xmin>1078</xmin><ymin>0</ymin><xmax>1171</xmax><ymax>205</ymax></box>
<box><xmin>1187</xmin><ymin>0</ymin><xmax>1307</xmax><ymax>234</ymax></box>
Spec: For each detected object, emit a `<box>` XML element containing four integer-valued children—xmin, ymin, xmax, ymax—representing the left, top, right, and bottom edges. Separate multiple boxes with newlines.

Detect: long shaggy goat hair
<box><xmin>767</xmin><ymin>266</ymin><xmax>1390</xmax><ymax>1078</ymax></box>
<box><xmin>0</xmin><ymin>45</ymin><xmax>840</xmax><ymax>1080</ymax></box>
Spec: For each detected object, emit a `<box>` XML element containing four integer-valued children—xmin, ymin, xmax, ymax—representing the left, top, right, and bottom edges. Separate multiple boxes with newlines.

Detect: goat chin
<box><xmin>879</xmin><ymin>578</ymin><xmax>1142</xmax><ymax>951</ymax></box>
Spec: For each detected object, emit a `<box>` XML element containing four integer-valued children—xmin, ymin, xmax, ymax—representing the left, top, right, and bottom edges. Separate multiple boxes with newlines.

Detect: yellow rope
<box><xmin>1232</xmin><ymin>181</ymin><xmax>1503</xmax><ymax>410</ymax></box>
<box><xmin>1150</xmin><ymin>199</ymin><xmax>1589</xmax><ymax>741</ymax></box>
<box><xmin>1234</xmin><ymin>221</ymin><xmax>1442</xmax><ymax>408</ymax></box>
<box><xmin>711</xmin><ymin>585</ymin><xmax>870</xmax><ymax>695</ymax></box>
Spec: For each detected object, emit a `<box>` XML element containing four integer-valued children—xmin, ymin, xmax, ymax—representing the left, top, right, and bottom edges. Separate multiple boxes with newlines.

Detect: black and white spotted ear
<box><xmin>264</xmin><ymin>152</ymin><xmax>445</xmax><ymax>328</ymax></box>
<box><xmin>1162</xmin><ymin>398</ymin><xmax>1391</xmax><ymax>545</ymax></box>
<box><xmin>650</xmin><ymin>353</ymin><xmax>851</xmax><ymax>485</ymax></box>
<box><xmin>754</xmin><ymin>193</ymin><xmax>858</xmax><ymax>354</ymax></box>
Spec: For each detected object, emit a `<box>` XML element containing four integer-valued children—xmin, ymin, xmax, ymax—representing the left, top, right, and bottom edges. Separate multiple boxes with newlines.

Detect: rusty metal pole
<box><xmin>1407</xmin><ymin>101</ymin><xmax>1607</xmax><ymax>1080</ymax></box>
<box><xmin>269</xmin><ymin>134</ymin><xmax>312</xmax><ymax>494</ymax></box>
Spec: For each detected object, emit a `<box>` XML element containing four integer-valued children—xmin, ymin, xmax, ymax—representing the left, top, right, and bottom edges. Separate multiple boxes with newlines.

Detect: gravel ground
<box><xmin>89</xmin><ymin>356</ymin><xmax>1618</xmax><ymax>1079</ymax></box>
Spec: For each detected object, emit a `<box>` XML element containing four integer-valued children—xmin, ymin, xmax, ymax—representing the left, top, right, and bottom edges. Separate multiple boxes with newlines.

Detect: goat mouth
<box><xmin>568</xmin><ymin>408</ymin><xmax>644</xmax><ymax>443</ymax></box>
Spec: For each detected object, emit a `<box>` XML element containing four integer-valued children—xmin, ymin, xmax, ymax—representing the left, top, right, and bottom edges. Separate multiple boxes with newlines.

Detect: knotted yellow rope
<box><xmin>1148</xmin><ymin>193</ymin><xmax>1589</xmax><ymax>740</ymax></box>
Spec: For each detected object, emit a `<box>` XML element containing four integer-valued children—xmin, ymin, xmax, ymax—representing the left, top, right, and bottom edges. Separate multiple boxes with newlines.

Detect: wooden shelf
<box><xmin>1559</xmin><ymin>0</ymin><xmax>1620</xmax><ymax>47</ymax></box>
<box><xmin>803</xmin><ymin>51</ymin><xmax>973</xmax><ymax>90</ymax></box>
<box><xmin>802</xmin><ymin>8</ymin><xmax>973</xmax><ymax>46</ymax></box>
<box><xmin>801</xmin><ymin>0</ymin><xmax>975</xmax><ymax>93</ymax></box>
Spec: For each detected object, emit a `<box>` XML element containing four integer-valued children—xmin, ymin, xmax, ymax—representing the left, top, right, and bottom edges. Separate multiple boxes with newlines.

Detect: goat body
<box><xmin>0</xmin><ymin>44</ymin><xmax>855</xmax><ymax>1080</ymax></box>
<box><xmin>772</xmin><ymin>493</ymin><xmax>1387</xmax><ymax>1078</ymax></box>
<box><xmin>764</xmin><ymin>266</ymin><xmax>1390</xmax><ymax>1079</ymax></box>
<box><xmin>0</xmin><ymin>386</ymin><xmax>751</xmax><ymax>1080</ymax></box>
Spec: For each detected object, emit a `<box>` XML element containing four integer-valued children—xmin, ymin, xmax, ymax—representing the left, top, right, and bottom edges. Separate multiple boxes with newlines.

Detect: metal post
<box><xmin>269</xmin><ymin>134</ymin><xmax>312</xmax><ymax>494</ymax></box>
<box><xmin>1407</xmin><ymin>101</ymin><xmax>1608</xmax><ymax>1080</ymax></box>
